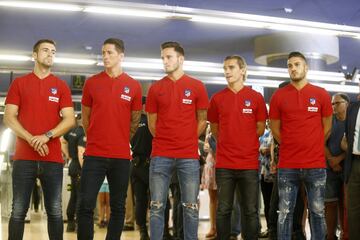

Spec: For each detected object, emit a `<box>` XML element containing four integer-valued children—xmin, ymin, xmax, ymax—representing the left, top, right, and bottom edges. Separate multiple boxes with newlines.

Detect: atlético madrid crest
<box><xmin>309</xmin><ymin>98</ymin><xmax>316</xmax><ymax>105</ymax></box>
<box><xmin>124</xmin><ymin>86</ymin><xmax>130</xmax><ymax>94</ymax></box>
<box><xmin>50</xmin><ymin>88</ymin><xmax>57</xmax><ymax>95</ymax></box>
<box><xmin>184</xmin><ymin>89</ymin><xmax>191</xmax><ymax>97</ymax></box>
<box><xmin>245</xmin><ymin>100</ymin><xmax>251</xmax><ymax>107</ymax></box>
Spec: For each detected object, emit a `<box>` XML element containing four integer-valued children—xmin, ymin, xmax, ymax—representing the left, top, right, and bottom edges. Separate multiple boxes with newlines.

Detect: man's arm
<box><xmin>60</xmin><ymin>136</ymin><xmax>70</xmax><ymax>161</ymax></box>
<box><xmin>78</xmin><ymin>145</ymin><xmax>85</xmax><ymax>167</ymax></box>
<box><xmin>322</xmin><ymin>116</ymin><xmax>332</xmax><ymax>142</ymax></box>
<box><xmin>30</xmin><ymin>107</ymin><xmax>75</xmax><ymax>152</ymax></box>
<box><xmin>130</xmin><ymin>111</ymin><xmax>141</xmax><ymax>140</ymax></box>
<box><xmin>210</xmin><ymin>123</ymin><xmax>218</xmax><ymax>140</ymax></box>
<box><xmin>147</xmin><ymin>113</ymin><xmax>157</xmax><ymax>137</ymax></box>
<box><xmin>197</xmin><ymin>109</ymin><xmax>207</xmax><ymax>137</ymax></box>
<box><xmin>256</xmin><ymin>121</ymin><xmax>266</xmax><ymax>137</ymax></box>
<box><xmin>270</xmin><ymin>119</ymin><xmax>281</xmax><ymax>144</ymax></box>
<box><xmin>4</xmin><ymin>104</ymin><xmax>33</xmax><ymax>144</ymax></box>
<box><xmin>82</xmin><ymin>105</ymin><xmax>91</xmax><ymax>135</ymax></box>
<box><xmin>4</xmin><ymin>104</ymin><xmax>48</xmax><ymax>156</ymax></box>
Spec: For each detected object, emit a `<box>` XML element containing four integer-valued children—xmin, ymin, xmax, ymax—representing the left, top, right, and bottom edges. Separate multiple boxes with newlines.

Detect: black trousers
<box><xmin>67</xmin><ymin>175</ymin><xmax>81</xmax><ymax>221</ymax></box>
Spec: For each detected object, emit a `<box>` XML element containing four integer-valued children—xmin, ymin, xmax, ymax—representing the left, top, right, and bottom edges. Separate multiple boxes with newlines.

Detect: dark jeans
<box><xmin>131</xmin><ymin>161</ymin><xmax>150</xmax><ymax>227</ymax></box>
<box><xmin>216</xmin><ymin>168</ymin><xmax>259</xmax><ymax>240</ymax></box>
<box><xmin>66</xmin><ymin>175</ymin><xmax>81</xmax><ymax>221</ymax></box>
<box><xmin>348</xmin><ymin>158</ymin><xmax>360</xmax><ymax>240</ymax></box>
<box><xmin>260</xmin><ymin>176</ymin><xmax>273</xmax><ymax>229</ymax></box>
<box><xmin>9</xmin><ymin>160</ymin><xmax>64</xmax><ymax>240</ymax></box>
<box><xmin>268</xmin><ymin>176</ymin><xmax>305</xmax><ymax>240</ymax></box>
<box><xmin>77</xmin><ymin>156</ymin><xmax>130</xmax><ymax>240</ymax></box>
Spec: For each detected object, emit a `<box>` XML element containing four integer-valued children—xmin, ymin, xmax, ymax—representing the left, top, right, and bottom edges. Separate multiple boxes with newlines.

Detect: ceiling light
<box><xmin>0</xmin><ymin>1</ymin><xmax>82</xmax><ymax>11</ymax></box>
<box><xmin>54</xmin><ymin>58</ymin><xmax>96</xmax><ymax>65</ymax></box>
<box><xmin>0</xmin><ymin>54</ymin><xmax>31</xmax><ymax>61</ymax></box>
<box><xmin>84</xmin><ymin>6</ymin><xmax>169</xmax><ymax>19</ymax></box>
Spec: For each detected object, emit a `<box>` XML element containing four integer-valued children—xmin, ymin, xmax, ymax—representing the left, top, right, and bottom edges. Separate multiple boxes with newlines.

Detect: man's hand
<box><xmin>36</xmin><ymin>144</ymin><xmax>50</xmax><ymax>157</ymax></box>
<box><xmin>30</xmin><ymin>135</ymin><xmax>50</xmax><ymax>156</ymax></box>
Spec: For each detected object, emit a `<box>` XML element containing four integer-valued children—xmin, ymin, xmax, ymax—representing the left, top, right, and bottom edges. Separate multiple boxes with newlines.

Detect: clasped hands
<box><xmin>28</xmin><ymin>134</ymin><xmax>50</xmax><ymax>157</ymax></box>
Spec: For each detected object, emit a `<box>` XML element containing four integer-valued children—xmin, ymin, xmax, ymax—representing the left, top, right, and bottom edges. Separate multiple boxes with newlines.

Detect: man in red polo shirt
<box><xmin>146</xmin><ymin>41</ymin><xmax>209</xmax><ymax>240</ymax></box>
<box><xmin>269</xmin><ymin>52</ymin><xmax>332</xmax><ymax>240</ymax></box>
<box><xmin>4</xmin><ymin>39</ymin><xmax>75</xmax><ymax>240</ymax></box>
<box><xmin>78</xmin><ymin>38</ymin><xmax>142</xmax><ymax>240</ymax></box>
<box><xmin>207</xmin><ymin>55</ymin><xmax>267</xmax><ymax>240</ymax></box>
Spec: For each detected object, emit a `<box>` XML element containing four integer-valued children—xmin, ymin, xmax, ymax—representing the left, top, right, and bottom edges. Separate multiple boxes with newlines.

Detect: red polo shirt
<box><xmin>269</xmin><ymin>83</ymin><xmax>333</xmax><ymax>168</ymax></box>
<box><xmin>81</xmin><ymin>71</ymin><xmax>142</xmax><ymax>159</ymax></box>
<box><xmin>208</xmin><ymin>86</ymin><xmax>267</xmax><ymax>169</ymax></box>
<box><xmin>145</xmin><ymin>74</ymin><xmax>209</xmax><ymax>159</ymax></box>
<box><xmin>5</xmin><ymin>72</ymin><xmax>73</xmax><ymax>163</ymax></box>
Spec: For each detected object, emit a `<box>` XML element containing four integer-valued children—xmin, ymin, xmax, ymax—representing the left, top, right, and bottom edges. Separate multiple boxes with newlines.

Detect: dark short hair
<box><xmin>224</xmin><ymin>55</ymin><xmax>247</xmax><ymax>80</ymax></box>
<box><xmin>142</xmin><ymin>96</ymin><xmax>146</xmax><ymax>105</ymax></box>
<box><xmin>333</xmin><ymin>93</ymin><xmax>350</xmax><ymax>103</ymax></box>
<box><xmin>161</xmin><ymin>41</ymin><xmax>185</xmax><ymax>56</ymax></box>
<box><xmin>279</xmin><ymin>81</ymin><xmax>290</xmax><ymax>88</ymax></box>
<box><xmin>288</xmin><ymin>51</ymin><xmax>307</xmax><ymax>63</ymax></box>
<box><xmin>33</xmin><ymin>39</ymin><xmax>56</xmax><ymax>53</ymax></box>
<box><xmin>103</xmin><ymin>38</ymin><xmax>125</xmax><ymax>53</ymax></box>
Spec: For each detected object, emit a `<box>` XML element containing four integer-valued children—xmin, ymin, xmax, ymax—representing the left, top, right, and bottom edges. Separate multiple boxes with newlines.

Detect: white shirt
<box><xmin>352</xmin><ymin>107</ymin><xmax>360</xmax><ymax>155</ymax></box>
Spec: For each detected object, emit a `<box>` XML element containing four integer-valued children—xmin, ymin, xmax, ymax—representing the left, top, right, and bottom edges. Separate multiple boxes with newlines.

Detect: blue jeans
<box><xmin>77</xmin><ymin>156</ymin><xmax>130</xmax><ymax>240</ymax></box>
<box><xmin>9</xmin><ymin>160</ymin><xmax>64</xmax><ymax>240</ymax></box>
<box><xmin>216</xmin><ymin>169</ymin><xmax>259</xmax><ymax>240</ymax></box>
<box><xmin>278</xmin><ymin>168</ymin><xmax>327</xmax><ymax>240</ymax></box>
<box><xmin>149</xmin><ymin>157</ymin><xmax>200</xmax><ymax>240</ymax></box>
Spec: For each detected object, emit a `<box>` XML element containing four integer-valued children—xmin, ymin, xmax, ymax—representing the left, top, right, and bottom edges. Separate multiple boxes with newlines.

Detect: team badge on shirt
<box><xmin>245</xmin><ymin>100</ymin><xmax>251</xmax><ymax>107</ymax></box>
<box><xmin>308</xmin><ymin>98</ymin><xmax>318</xmax><ymax>112</ymax></box>
<box><xmin>309</xmin><ymin>98</ymin><xmax>316</xmax><ymax>105</ymax></box>
<box><xmin>182</xmin><ymin>89</ymin><xmax>193</xmax><ymax>104</ymax></box>
<box><xmin>50</xmin><ymin>88</ymin><xmax>58</xmax><ymax>95</ymax></box>
<box><xmin>124</xmin><ymin>86</ymin><xmax>130</xmax><ymax>94</ymax></box>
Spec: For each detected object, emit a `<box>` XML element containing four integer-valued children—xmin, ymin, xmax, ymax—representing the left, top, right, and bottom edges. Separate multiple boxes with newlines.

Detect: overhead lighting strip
<box><xmin>0</xmin><ymin>53</ymin><xmax>350</xmax><ymax>83</ymax></box>
<box><xmin>0</xmin><ymin>1</ymin><xmax>360</xmax><ymax>39</ymax></box>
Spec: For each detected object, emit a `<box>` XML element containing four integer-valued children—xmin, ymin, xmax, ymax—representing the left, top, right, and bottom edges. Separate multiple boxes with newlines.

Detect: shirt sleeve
<box><xmin>81</xmin><ymin>78</ymin><xmax>92</xmax><ymax>107</ymax></box>
<box><xmin>269</xmin><ymin>90</ymin><xmax>280</xmax><ymax>120</ymax></box>
<box><xmin>59</xmin><ymin>80</ymin><xmax>73</xmax><ymax>109</ymax></box>
<box><xmin>131</xmin><ymin>81</ymin><xmax>143</xmax><ymax>111</ymax></box>
<box><xmin>145</xmin><ymin>83</ymin><xmax>157</xmax><ymax>113</ymax></box>
<box><xmin>256</xmin><ymin>93</ymin><xmax>268</xmax><ymax>122</ymax></box>
<box><xmin>321</xmin><ymin>89</ymin><xmax>333</xmax><ymax>117</ymax></box>
<box><xmin>196</xmin><ymin>81</ymin><xmax>209</xmax><ymax>110</ymax></box>
<box><xmin>207</xmin><ymin>96</ymin><xmax>219</xmax><ymax>123</ymax></box>
<box><xmin>5</xmin><ymin>78</ymin><xmax>21</xmax><ymax>106</ymax></box>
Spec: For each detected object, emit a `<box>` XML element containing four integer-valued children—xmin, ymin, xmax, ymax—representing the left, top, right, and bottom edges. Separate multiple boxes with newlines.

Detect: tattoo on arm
<box><xmin>130</xmin><ymin>111</ymin><xmax>141</xmax><ymax>140</ymax></box>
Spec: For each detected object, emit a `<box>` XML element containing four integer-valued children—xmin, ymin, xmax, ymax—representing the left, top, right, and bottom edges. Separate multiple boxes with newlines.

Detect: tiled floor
<box><xmin>0</xmin><ymin>211</ymin><xmax>215</xmax><ymax>240</ymax></box>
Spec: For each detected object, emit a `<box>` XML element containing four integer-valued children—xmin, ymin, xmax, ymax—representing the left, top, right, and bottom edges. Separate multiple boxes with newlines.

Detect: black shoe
<box><xmin>123</xmin><ymin>224</ymin><xmax>135</xmax><ymax>231</ymax></box>
<box><xmin>139</xmin><ymin>226</ymin><xmax>150</xmax><ymax>240</ymax></box>
<box><xmin>163</xmin><ymin>231</ymin><xmax>173</xmax><ymax>240</ymax></box>
<box><xmin>66</xmin><ymin>220</ymin><xmax>76</xmax><ymax>232</ymax></box>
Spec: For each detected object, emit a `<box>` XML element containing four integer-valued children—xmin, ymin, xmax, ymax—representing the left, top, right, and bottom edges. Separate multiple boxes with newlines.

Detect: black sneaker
<box><xmin>66</xmin><ymin>220</ymin><xmax>76</xmax><ymax>232</ymax></box>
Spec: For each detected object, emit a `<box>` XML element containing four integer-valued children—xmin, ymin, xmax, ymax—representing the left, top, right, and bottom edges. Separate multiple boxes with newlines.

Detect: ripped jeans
<box><xmin>278</xmin><ymin>168</ymin><xmax>327</xmax><ymax>240</ymax></box>
<box><xmin>149</xmin><ymin>157</ymin><xmax>200</xmax><ymax>240</ymax></box>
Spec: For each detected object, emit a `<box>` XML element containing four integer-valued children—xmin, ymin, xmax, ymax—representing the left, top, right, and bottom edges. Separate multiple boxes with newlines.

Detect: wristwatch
<box><xmin>45</xmin><ymin>131</ymin><xmax>54</xmax><ymax>139</ymax></box>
